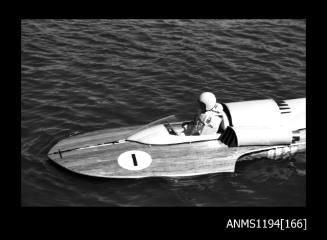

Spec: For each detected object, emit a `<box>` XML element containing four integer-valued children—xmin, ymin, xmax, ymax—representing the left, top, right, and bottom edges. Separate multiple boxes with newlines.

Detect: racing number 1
<box><xmin>131</xmin><ymin>154</ymin><xmax>138</xmax><ymax>166</ymax></box>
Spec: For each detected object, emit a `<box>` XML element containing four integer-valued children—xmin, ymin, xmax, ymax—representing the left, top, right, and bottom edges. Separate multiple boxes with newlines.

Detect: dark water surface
<box><xmin>21</xmin><ymin>19</ymin><xmax>306</xmax><ymax>206</ymax></box>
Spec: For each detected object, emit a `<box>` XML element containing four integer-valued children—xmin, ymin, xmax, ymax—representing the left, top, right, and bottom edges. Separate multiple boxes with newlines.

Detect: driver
<box><xmin>187</xmin><ymin>92</ymin><xmax>227</xmax><ymax>135</ymax></box>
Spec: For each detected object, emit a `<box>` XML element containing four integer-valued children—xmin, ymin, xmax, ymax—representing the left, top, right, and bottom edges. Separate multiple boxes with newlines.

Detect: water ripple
<box><xmin>21</xmin><ymin>19</ymin><xmax>306</xmax><ymax>206</ymax></box>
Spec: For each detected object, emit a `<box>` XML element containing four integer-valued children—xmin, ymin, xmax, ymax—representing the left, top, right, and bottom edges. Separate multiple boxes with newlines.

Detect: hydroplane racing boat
<box><xmin>48</xmin><ymin>98</ymin><xmax>306</xmax><ymax>178</ymax></box>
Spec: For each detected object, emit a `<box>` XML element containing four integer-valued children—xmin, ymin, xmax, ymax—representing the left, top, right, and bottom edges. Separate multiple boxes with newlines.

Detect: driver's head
<box><xmin>198</xmin><ymin>92</ymin><xmax>216</xmax><ymax>111</ymax></box>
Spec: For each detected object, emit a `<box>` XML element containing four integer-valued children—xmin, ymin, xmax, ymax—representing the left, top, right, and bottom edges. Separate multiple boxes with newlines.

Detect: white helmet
<box><xmin>199</xmin><ymin>92</ymin><xmax>216</xmax><ymax>111</ymax></box>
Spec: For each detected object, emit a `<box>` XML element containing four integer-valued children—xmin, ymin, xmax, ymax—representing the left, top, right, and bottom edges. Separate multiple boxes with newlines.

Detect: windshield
<box><xmin>126</xmin><ymin>115</ymin><xmax>187</xmax><ymax>138</ymax></box>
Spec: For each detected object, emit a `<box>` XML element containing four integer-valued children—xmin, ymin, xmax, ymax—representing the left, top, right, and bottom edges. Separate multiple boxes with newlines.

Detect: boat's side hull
<box><xmin>47</xmin><ymin>97</ymin><xmax>306</xmax><ymax>178</ymax></box>
<box><xmin>48</xmin><ymin>128</ymin><xmax>305</xmax><ymax>178</ymax></box>
<box><xmin>48</xmin><ymin>129</ymin><xmax>268</xmax><ymax>178</ymax></box>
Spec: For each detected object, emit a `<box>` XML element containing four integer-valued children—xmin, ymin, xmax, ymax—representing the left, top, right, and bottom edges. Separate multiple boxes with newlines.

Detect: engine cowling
<box><xmin>223</xmin><ymin>98</ymin><xmax>305</xmax><ymax>131</ymax></box>
<box><xmin>220</xmin><ymin>98</ymin><xmax>305</xmax><ymax>146</ymax></box>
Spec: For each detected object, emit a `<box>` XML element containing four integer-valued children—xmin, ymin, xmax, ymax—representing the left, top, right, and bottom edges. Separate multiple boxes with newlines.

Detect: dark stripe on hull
<box><xmin>221</xmin><ymin>103</ymin><xmax>233</xmax><ymax>126</ymax></box>
<box><xmin>275</xmin><ymin>100</ymin><xmax>291</xmax><ymax>114</ymax></box>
